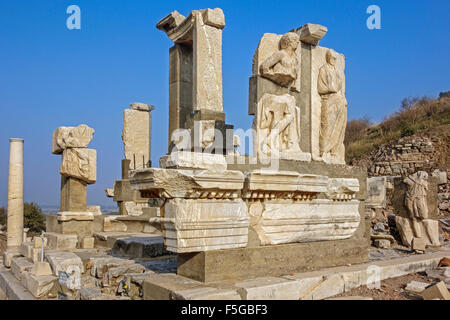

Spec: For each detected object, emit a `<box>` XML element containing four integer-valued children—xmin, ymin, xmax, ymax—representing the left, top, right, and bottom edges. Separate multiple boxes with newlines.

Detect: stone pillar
<box><xmin>122</xmin><ymin>103</ymin><xmax>154</xmax><ymax>170</ymax></box>
<box><xmin>7</xmin><ymin>138</ymin><xmax>24</xmax><ymax>249</ymax></box>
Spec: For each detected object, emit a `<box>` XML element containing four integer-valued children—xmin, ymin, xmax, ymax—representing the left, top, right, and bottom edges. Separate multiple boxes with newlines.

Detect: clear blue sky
<box><xmin>0</xmin><ymin>0</ymin><xmax>449</xmax><ymax>208</ymax></box>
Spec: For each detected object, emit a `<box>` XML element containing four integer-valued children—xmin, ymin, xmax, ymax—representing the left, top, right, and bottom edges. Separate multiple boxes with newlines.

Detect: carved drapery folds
<box><xmin>396</xmin><ymin>171</ymin><xmax>440</xmax><ymax>248</ymax></box>
<box><xmin>52</xmin><ymin>124</ymin><xmax>96</xmax><ymax>185</ymax></box>
<box><xmin>318</xmin><ymin>50</ymin><xmax>347</xmax><ymax>163</ymax></box>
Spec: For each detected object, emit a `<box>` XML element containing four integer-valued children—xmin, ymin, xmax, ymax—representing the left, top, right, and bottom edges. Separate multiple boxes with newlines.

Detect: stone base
<box><xmin>177</xmin><ymin>238</ymin><xmax>369</xmax><ymax>282</ymax></box>
<box><xmin>46</xmin><ymin>215</ymin><xmax>100</xmax><ymax>245</ymax></box>
<box><xmin>159</xmin><ymin>151</ymin><xmax>227</xmax><ymax>170</ymax></box>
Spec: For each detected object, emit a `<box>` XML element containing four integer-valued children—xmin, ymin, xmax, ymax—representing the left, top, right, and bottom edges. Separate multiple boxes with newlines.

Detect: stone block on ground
<box><xmin>81</xmin><ymin>237</ymin><xmax>95</xmax><ymax>249</ymax></box>
<box><xmin>142</xmin><ymin>273</ymin><xmax>205</xmax><ymax>300</ymax></box>
<box><xmin>31</xmin><ymin>262</ymin><xmax>53</xmax><ymax>277</ymax></box>
<box><xmin>374</xmin><ymin>239</ymin><xmax>391</xmax><ymax>249</ymax></box>
<box><xmin>111</xmin><ymin>236</ymin><xmax>170</xmax><ymax>258</ymax></box>
<box><xmin>20</xmin><ymin>242</ymin><xmax>42</xmax><ymax>262</ymax></box>
<box><xmin>301</xmin><ymin>274</ymin><xmax>345</xmax><ymax>300</ymax></box>
<box><xmin>2</xmin><ymin>249</ymin><xmax>21</xmax><ymax>267</ymax></box>
<box><xmin>23</xmin><ymin>272</ymin><xmax>58</xmax><ymax>299</ymax></box>
<box><xmin>412</xmin><ymin>237</ymin><xmax>426</xmax><ymax>252</ymax></box>
<box><xmin>421</xmin><ymin>281</ymin><xmax>450</xmax><ymax>300</ymax></box>
<box><xmin>89</xmin><ymin>257</ymin><xmax>135</xmax><ymax>279</ymax></box>
<box><xmin>234</xmin><ymin>277</ymin><xmax>300</xmax><ymax>300</ymax></box>
<box><xmin>10</xmin><ymin>257</ymin><xmax>34</xmax><ymax>281</ymax></box>
<box><xmin>46</xmin><ymin>233</ymin><xmax>78</xmax><ymax>250</ymax></box>
<box><xmin>45</xmin><ymin>251</ymin><xmax>85</xmax><ymax>276</ymax></box>
<box><xmin>172</xmin><ymin>287</ymin><xmax>241</xmax><ymax>300</ymax></box>
<box><xmin>80</xmin><ymin>286</ymin><xmax>103</xmax><ymax>300</ymax></box>
<box><xmin>405</xmin><ymin>281</ymin><xmax>430</xmax><ymax>294</ymax></box>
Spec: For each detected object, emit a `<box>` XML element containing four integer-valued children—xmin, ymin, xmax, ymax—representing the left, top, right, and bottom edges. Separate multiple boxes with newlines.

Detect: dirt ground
<box><xmin>331</xmin><ymin>272</ymin><xmax>437</xmax><ymax>300</ymax></box>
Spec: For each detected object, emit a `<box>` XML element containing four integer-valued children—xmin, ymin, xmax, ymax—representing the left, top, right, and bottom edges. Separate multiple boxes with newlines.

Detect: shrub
<box><xmin>24</xmin><ymin>202</ymin><xmax>46</xmax><ymax>236</ymax></box>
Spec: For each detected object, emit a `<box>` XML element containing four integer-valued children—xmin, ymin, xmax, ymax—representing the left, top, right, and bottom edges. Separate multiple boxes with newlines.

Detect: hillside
<box><xmin>345</xmin><ymin>93</ymin><xmax>450</xmax><ymax>170</ymax></box>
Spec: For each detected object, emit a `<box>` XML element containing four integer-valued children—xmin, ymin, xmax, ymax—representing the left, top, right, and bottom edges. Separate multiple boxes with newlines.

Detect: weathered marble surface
<box><xmin>294</xmin><ymin>23</ymin><xmax>328</xmax><ymax>45</ymax></box>
<box><xmin>60</xmin><ymin>148</ymin><xmax>96</xmax><ymax>184</ymax></box>
<box><xmin>130</xmin><ymin>167</ymin><xmax>244</xmax><ymax>199</ymax></box>
<box><xmin>159</xmin><ymin>198</ymin><xmax>249</xmax><ymax>253</ymax></box>
<box><xmin>249</xmin><ymin>199</ymin><xmax>361</xmax><ymax>245</ymax></box>
<box><xmin>52</xmin><ymin>124</ymin><xmax>94</xmax><ymax>155</ymax></box>
<box><xmin>253</xmin><ymin>93</ymin><xmax>311</xmax><ymax>161</ymax></box>
<box><xmin>122</xmin><ymin>107</ymin><xmax>151</xmax><ymax>170</ymax></box>
<box><xmin>396</xmin><ymin>171</ymin><xmax>441</xmax><ymax>248</ymax></box>
<box><xmin>160</xmin><ymin>151</ymin><xmax>227</xmax><ymax>171</ymax></box>
<box><xmin>310</xmin><ymin>47</ymin><xmax>346</xmax><ymax>164</ymax></box>
<box><xmin>7</xmin><ymin>138</ymin><xmax>24</xmax><ymax>249</ymax></box>
<box><xmin>259</xmin><ymin>32</ymin><xmax>300</xmax><ymax>88</ymax></box>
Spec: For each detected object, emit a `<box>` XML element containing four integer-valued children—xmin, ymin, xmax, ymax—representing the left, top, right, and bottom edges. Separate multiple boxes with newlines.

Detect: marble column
<box><xmin>7</xmin><ymin>138</ymin><xmax>24</xmax><ymax>249</ymax></box>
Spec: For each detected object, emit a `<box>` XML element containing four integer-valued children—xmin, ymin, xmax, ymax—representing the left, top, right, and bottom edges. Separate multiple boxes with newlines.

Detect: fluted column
<box><xmin>7</xmin><ymin>138</ymin><xmax>24</xmax><ymax>249</ymax></box>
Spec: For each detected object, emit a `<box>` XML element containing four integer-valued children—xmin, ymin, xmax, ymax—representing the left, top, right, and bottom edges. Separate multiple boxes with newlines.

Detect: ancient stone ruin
<box><xmin>0</xmin><ymin>7</ymin><xmax>448</xmax><ymax>301</ymax></box>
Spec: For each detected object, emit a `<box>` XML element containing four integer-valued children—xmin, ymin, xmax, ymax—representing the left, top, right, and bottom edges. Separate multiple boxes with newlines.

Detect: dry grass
<box><xmin>345</xmin><ymin>95</ymin><xmax>450</xmax><ymax>162</ymax></box>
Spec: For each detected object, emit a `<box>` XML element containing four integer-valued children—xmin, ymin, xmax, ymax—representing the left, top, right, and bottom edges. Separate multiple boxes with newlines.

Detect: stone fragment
<box><xmin>10</xmin><ymin>257</ymin><xmax>33</xmax><ymax>281</ymax></box>
<box><xmin>130</xmin><ymin>167</ymin><xmax>244</xmax><ymax>198</ymax></box>
<box><xmin>235</xmin><ymin>276</ymin><xmax>300</xmax><ymax>300</ymax></box>
<box><xmin>432</xmin><ymin>169</ymin><xmax>447</xmax><ymax>185</ymax></box>
<box><xmin>173</xmin><ymin>287</ymin><xmax>241</xmax><ymax>300</ymax></box>
<box><xmin>201</xmin><ymin>8</ymin><xmax>225</xmax><ymax>29</ymax></box>
<box><xmin>412</xmin><ymin>237</ymin><xmax>426</xmax><ymax>252</ymax></box>
<box><xmin>45</xmin><ymin>251</ymin><xmax>85</xmax><ymax>276</ymax></box>
<box><xmin>295</xmin><ymin>23</ymin><xmax>328</xmax><ymax>45</ymax></box>
<box><xmin>405</xmin><ymin>281</ymin><xmax>429</xmax><ymax>294</ymax></box>
<box><xmin>87</xmin><ymin>205</ymin><xmax>102</xmax><ymax>216</ymax></box>
<box><xmin>374</xmin><ymin>239</ymin><xmax>391</xmax><ymax>249</ymax></box>
<box><xmin>250</xmin><ymin>200</ymin><xmax>360</xmax><ymax>245</ymax></box>
<box><xmin>104</xmin><ymin>188</ymin><xmax>114</xmax><ymax>198</ymax></box>
<box><xmin>162</xmin><ymin>198</ymin><xmax>249</xmax><ymax>253</ymax></box>
<box><xmin>90</xmin><ymin>257</ymin><xmax>135</xmax><ymax>279</ymax></box>
<box><xmin>142</xmin><ymin>273</ymin><xmax>205</xmax><ymax>300</ymax></box>
<box><xmin>20</xmin><ymin>242</ymin><xmax>41</xmax><ymax>262</ymax></box>
<box><xmin>302</xmin><ymin>274</ymin><xmax>345</xmax><ymax>300</ymax></box>
<box><xmin>7</xmin><ymin>139</ymin><xmax>24</xmax><ymax>250</ymax></box>
<box><xmin>373</xmin><ymin>222</ymin><xmax>387</xmax><ymax>233</ymax></box>
<box><xmin>130</xmin><ymin>102</ymin><xmax>155</xmax><ymax>112</ymax></box>
<box><xmin>112</xmin><ymin>236</ymin><xmax>169</xmax><ymax>258</ymax></box>
<box><xmin>24</xmin><ymin>273</ymin><xmax>58</xmax><ymax>299</ymax></box>
<box><xmin>81</xmin><ymin>237</ymin><xmax>95</xmax><ymax>249</ymax></box>
<box><xmin>60</xmin><ymin>148</ymin><xmax>96</xmax><ymax>184</ymax></box>
<box><xmin>421</xmin><ymin>281</ymin><xmax>450</xmax><ymax>300</ymax></box>
<box><xmin>122</xmin><ymin>108</ymin><xmax>151</xmax><ymax>170</ymax></box>
<box><xmin>80</xmin><ymin>286</ymin><xmax>102</xmax><ymax>300</ymax></box>
<box><xmin>159</xmin><ymin>151</ymin><xmax>227</xmax><ymax>171</ymax></box>
<box><xmin>103</xmin><ymin>216</ymin><xmax>127</xmax><ymax>232</ymax></box>
<box><xmin>46</xmin><ymin>233</ymin><xmax>78</xmax><ymax>250</ymax></box>
<box><xmin>52</xmin><ymin>124</ymin><xmax>94</xmax><ymax>154</ymax></box>
<box><xmin>33</xmin><ymin>236</ymin><xmax>47</xmax><ymax>249</ymax></box>
<box><xmin>31</xmin><ymin>262</ymin><xmax>53</xmax><ymax>277</ymax></box>
<box><xmin>56</xmin><ymin>211</ymin><xmax>94</xmax><ymax>222</ymax></box>
<box><xmin>2</xmin><ymin>249</ymin><xmax>21</xmax><ymax>267</ymax></box>
<box><xmin>107</xmin><ymin>264</ymin><xmax>146</xmax><ymax>279</ymax></box>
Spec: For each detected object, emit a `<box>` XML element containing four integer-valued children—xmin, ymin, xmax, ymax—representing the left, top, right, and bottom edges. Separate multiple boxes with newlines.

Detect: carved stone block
<box><xmin>52</xmin><ymin>125</ymin><xmax>94</xmax><ymax>154</ymax></box>
<box><xmin>60</xmin><ymin>148</ymin><xmax>96</xmax><ymax>184</ymax></box>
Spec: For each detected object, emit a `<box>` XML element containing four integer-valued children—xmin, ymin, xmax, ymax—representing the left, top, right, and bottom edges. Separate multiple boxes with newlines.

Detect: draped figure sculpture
<box><xmin>318</xmin><ymin>50</ymin><xmax>347</xmax><ymax>162</ymax></box>
<box><xmin>404</xmin><ymin>171</ymin><xmax>429</xmax><ymax>238</ymax></box>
